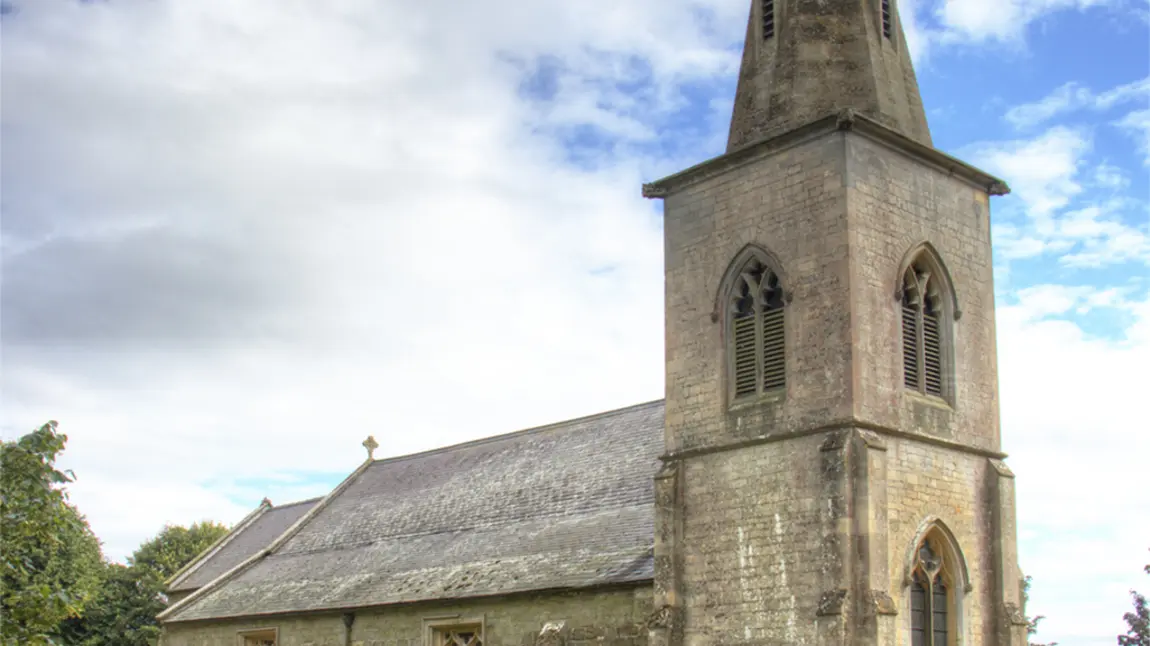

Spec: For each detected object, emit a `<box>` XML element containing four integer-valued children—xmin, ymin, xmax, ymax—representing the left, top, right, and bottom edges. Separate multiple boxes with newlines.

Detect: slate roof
<box><xmin>163</xmin><ymin>400</ymin><xmax>664</xmax><ymax>622</ymax></box>
<box><xmin>168</xmin><ymin>497</ymin><xmax>321</xmax><ymax>594</ymax></box>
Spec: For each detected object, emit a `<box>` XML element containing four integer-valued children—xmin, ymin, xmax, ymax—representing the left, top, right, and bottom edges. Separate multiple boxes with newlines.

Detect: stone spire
<box><xmin>726</xmin><ymin>0</ymin><xmax>932</xmax><ymax>152</ymax></box>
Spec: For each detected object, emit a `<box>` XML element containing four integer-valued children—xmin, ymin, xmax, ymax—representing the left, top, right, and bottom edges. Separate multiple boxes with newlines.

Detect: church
<box><xmin>157</xmin><ymin>0</ymin><xmax>1029</xmax><ymax>644</ymax></box>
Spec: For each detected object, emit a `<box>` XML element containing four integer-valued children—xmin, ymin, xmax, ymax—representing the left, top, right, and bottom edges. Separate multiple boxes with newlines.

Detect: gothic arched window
<box><xmin>728</xmin><ymin>255</ymin><xmax>786</xmax><ymax>401</ymax></box>
<box><xmin>901</xmin><ymin>255</ymin><xmax>950</xmax><ymax>400</ymax></box>
<box><xmin>910</xmin><ymin>540</ymin><xmax>953</xmax><ymax>646</ymax></box>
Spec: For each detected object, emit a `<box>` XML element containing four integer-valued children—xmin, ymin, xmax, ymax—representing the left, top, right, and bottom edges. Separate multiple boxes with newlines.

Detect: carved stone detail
<box><xmin>989</xmin><ymin>459</ymin><xmax>1015</xmax><ymax>478</ymax></box>
<box><xmin>836</xmin><ymin>108</ymin><xmax>858</xmax><ymax>130</ymax></box>
<box><xmin>864</xmin><ymin>590</ymin><xmax>898</xmax><ymax>616</ymax></box>
<box><xmin>1004</xmin><ymin>602</ymin><xmax>1028</xmax><ymax>626</ymax></box>
<box><xmin>816</xmin><ymin>589</ymin><xmax>848</xmax><ymax>616</ymax></box>
<box><xmin>645</xmin><ymin>605</ymin><xmax>675</xmax><ymax>630</ymax></box>
<box><xmin>820</xmin><ymin>431</ymin><xmax>847</xmax><ymax>452</ymax></box>
<box><xmin>855</xmin><ymin>429</ymin><xmax>888</xmax><ymax>451</ymax></box>
<box><xmin>535</xmin><ymin>621</ymin><xmax>567</xmax><ymax>646</ymax></box>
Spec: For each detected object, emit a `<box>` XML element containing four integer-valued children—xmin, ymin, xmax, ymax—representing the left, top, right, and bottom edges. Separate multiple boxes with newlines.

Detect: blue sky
<box><xmin>1</xmin><ymin>0</ymin><xmax>1147</xmax><ymax>644</ymax></box>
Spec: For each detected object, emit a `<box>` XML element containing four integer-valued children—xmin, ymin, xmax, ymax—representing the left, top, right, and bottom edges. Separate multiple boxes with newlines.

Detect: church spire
<box><xmin>726</xmin><ymin>0</ymin><xmax>932</xmax><ymax>152</ymax></box>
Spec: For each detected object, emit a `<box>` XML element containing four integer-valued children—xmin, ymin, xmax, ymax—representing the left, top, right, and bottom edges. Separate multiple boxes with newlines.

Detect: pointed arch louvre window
<box><xmin>902</xmin><ymin>258</ymin><xmax>946</xmax><ymax>398</ymax></box>
<box><xmin>730</xmin><ymin>257</ymin><xmax>786</xmax><ymax>400</ymax></box>
<box><xmin>881</xmin><ymin>0</ymin><xmax>893</xmax><ymax>39</ymax></box>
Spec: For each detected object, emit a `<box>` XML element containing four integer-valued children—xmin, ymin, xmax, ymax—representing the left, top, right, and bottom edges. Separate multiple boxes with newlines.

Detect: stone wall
<box><xmin>678</xmin><ymin>433</ymin><xmax>845</xmax><ymax>644</ymax></box>
<box><xmin>663</xmin><ymin>131</ymin><xmax>853</xmax><ymax>457</ymax></box>
<box><xmin>657</xmin><ymin>123</ymin><xmax>1023</xmax><ymax>645</ymax></box>
<box><xmin>161</xmin><ymin>585</ymin><xmax>653</xmax><ymax>646</ymax></box>
<box><xmin>844</xmin><ymin>134</ymin><xmax>1001</xmax><ymax>452</ymax></box>
<box><xmin>726</xmin><ymin>0</ymin><xmax>931</xmax><ymax>151</ymax></box>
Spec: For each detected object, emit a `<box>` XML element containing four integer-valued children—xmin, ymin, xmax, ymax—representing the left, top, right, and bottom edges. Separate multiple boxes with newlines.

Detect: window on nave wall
<box><xmin>239</xmin><ymin>628</ymin><xmax>277</xmax><ymax>646</ymax></box>
<box><xmin>434</xmin><ymin>625</ymin><xmax>483</xmax><ymax>646</ymax></box>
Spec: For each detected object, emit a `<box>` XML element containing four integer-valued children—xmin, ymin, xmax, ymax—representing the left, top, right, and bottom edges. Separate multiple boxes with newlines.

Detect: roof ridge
<box><xmin>165</xmin><ymin>499</ymin><xmax>271</xmax><ymax>590</ymax></box>
<box><xmin>270</xmin><ymin>496</ymin><xmax>324</xmax><ymax>510</ymax></box>
<box><xmin>158</xmin><ymin>457</ymin><xmax>377</xmax><ymax>623</ymax></box>
<box><xmin>367</xmin><ymin>399</ymin><xmax>664</xmax><ymax>467</ymax></box>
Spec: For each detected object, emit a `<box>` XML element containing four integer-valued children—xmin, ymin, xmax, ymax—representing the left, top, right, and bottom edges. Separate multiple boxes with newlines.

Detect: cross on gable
<box><xmin>362</xmin><ymin>435</ymin><xmax>379</xmax><ymax>460</ymax></box>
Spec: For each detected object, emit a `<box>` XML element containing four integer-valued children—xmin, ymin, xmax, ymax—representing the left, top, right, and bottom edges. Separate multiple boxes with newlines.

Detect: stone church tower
<box><xmin>642</xmin><ymin>0</ymin><xmax>1027</xmax><ymax>644</ymax></box>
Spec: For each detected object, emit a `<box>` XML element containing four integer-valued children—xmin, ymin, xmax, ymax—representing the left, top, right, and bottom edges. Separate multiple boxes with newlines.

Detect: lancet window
<box><xmin>901</xmin><ymin>256</ymin><xmax>947</xmax><ymax>399</ymax></box>
<box><xmin>729</xmin><ymin>255</ymin><xmax>786</xmax><ymax>400</ymax></box>
<box><xmin>910</xmin><ymin>540</ymin><xmax>952</xmax><ymax>646</ymax></box>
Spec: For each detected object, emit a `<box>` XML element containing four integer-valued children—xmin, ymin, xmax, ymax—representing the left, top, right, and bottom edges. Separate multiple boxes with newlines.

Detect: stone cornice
<box><xmin>642</xmin><ymin>110</ymin><xmax>1010</xmax><ymax>200</ymax></box>
<box><xmin>659</xmin><ymin>418</ymin><xmax>1009</xmax><ymax>463</ymax></box>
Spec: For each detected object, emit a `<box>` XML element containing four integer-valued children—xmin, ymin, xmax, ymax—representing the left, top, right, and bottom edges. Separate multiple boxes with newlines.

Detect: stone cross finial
<box><xmin>362</xmin><ymin>435</ymin><xmax>379</xmax><ymax>460</ymax></box>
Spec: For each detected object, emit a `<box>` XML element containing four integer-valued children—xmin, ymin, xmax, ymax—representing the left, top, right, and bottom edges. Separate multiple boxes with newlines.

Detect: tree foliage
<box><xmin>130</xmin><ymin>522</ymin><xmax>230</xmax><ymax>583</ymax></box>
<box><xmin>62</xmin><ymin>521</ymin><xmax>229</xmax><ymax>646</ymax></box>
<box><xmin>1023</xmin><ymin>575</ymin><xmax>1058</xmax><ymax>646</ymax></box>
<box><xmin>1119</xmin><ymin>553</ymin><xmax>1150</xmax><ymax>646</ymax></box>
<box><xmin>0</xmin><ymin>422</ymin><xmax>103</xmax><ymax>646</ymax></box>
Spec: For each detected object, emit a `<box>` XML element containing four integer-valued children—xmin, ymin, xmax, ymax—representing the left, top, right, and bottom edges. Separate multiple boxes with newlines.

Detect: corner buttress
<box><xmin>650</xmin><ymin>461</ymin><xmax>683</xmax><ymax>646</ymax></box>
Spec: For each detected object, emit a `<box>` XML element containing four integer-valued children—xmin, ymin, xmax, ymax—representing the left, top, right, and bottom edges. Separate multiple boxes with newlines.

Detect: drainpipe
<box><xmin>342</xmin><ymin>612</ymin><xmax>356</xmax><ymax>646</ymax></box>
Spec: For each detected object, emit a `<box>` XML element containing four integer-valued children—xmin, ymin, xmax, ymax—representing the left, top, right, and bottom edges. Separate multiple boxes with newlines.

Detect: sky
<box><xmin>0</xmin><ymin>0</ymin><xmax>1147</xmax><ymax>643</ymax></box>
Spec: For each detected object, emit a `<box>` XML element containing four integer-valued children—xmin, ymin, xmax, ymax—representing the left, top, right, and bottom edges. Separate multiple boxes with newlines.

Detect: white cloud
<box><xmin>901</xmin><ymin>0</ymin><xmax>1123</xmax><ymax>61</ymax></box>
<box><xmin>0</xmin><ymin>2</ymin><xmax>1145</xmax><ymax>645</ymax></box>
<box><xmin>969</xmin><ymin>126</ymin><xmax>1091</xmax><ymax>221</ymax></box>
<box><xmin>971</xmin><ymin>129</ymin><xmax>1150</xmax><ymax>267</ymax></box>
<box><xmin>1116</xmin><ymin>108</ymin><xmax>1150</xmax><ymax>166</ymax></box>
<box><xmin>1003</xmin><ymin>77</ymin><xmax>1150</xmax><ymax>130</ymax></box>
<box><xmin>999</xmin><ymin>284</ymin><xmax>1150</xmax><ymax>644</ymax></box>
<box><xmin>936</xmin><ymin>0</ymin><xmax>1114</xmax><ymax>42</ymax></box>
<box><xmin>3</xmin><ymin>0</ymin><xmax>744</xmax><ymax>559</ymax></box>
<box><xmin>1094</xmin><ymin>162</ymin><xmax>1131</xmax><ymax>190</ymax></box>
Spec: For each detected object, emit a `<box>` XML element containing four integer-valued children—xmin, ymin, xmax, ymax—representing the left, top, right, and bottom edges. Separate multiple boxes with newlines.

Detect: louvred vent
<box><xmin>923</xmin><ymin>311</ymin><xmax>943</xmax><ymax>396</ymax></box>
<box><xmin>733</xmin><ymin>315</ymin><xmax>758</xmax><ymax>397</ymax></box>
<box><xmin>902</xmin><ymin>258</ymin><xmax>949</xmax><ymax>401</ymax></box>
<box><xmin>762</xmin><ymin>307</ymin><xmax>785</xmax><ymax>391</ymax></box>
<box><xmin>729</xmin><ymin>257</ymin><xmax>786</xmax><ymax>400</ymax></box>
<box><xmin>902</xmin><ymin>302</ymin><xmax>919</xmax><ymax>389</ymax></box>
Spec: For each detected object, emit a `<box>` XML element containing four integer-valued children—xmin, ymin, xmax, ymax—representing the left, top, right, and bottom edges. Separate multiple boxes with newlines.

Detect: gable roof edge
<box><xmin>158</xmin><ymin>458</ymin><xmax>376</xmax><ymax>623</ymax></box>
<box><xmin>165</xmin><ymin>499</ymin><xmax>272</xmax><ymax>590</ymax></box>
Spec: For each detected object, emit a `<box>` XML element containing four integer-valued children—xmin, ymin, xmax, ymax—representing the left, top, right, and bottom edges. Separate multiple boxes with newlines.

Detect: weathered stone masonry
<box><xmin>162</xmin><ymin>586</ymin><xmax>653</xmax><ymax>646</ymax></box>
<box><xmin>645</xmin><ymin>115</ymin><xmax>1026</xmax><ymax>645</ymax></box>
<box><xmin>159</xmin><ymin>0</ymin><xmax>1028</xmax><ymax>643</ymax></box>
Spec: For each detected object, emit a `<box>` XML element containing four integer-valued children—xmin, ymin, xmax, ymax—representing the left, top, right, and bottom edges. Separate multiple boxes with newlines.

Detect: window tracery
<box><xmin>435</xmin><ymin>627</ymin><xmax>482</xmax><ymax>646</ymax></box>
<box><xmin>728</xmin><ymin>255</ymin><xmax>786</xmax><ymax>400</ymax></box>
<box><xmin>910</xmin><ymin>540</ymin><xmax>952</xmax><ymax>646</ymax></box>
<box><xmin>901</xmin><ymin>256</ymin><xmax>947</xmax><ymax>399</ymax></box>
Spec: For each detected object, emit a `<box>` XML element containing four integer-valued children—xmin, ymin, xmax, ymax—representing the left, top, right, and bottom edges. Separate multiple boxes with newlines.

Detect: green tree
<box><xmin>1023</xmin><ymin>575</ymin><xmax>1058</xmax><ymax>646</ymax></box>
<box><xmin>0</xmin><ymin>422</ymin><xmax>103</xmax><ymax>646</ymax></box>
<box><xmin>1119</xmin><ymin>553</ymin><xmax>1149</xmax><ymax>646</ymax></box>
<box><xmin>63</xmin><ymin>521</ymin><xmax>229</xmax><ymax>646</ymax></box>
<box><xmin>129</xmin><ymin>522</ymin><xmax>230</xmax><ymax>583</ymax></box>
